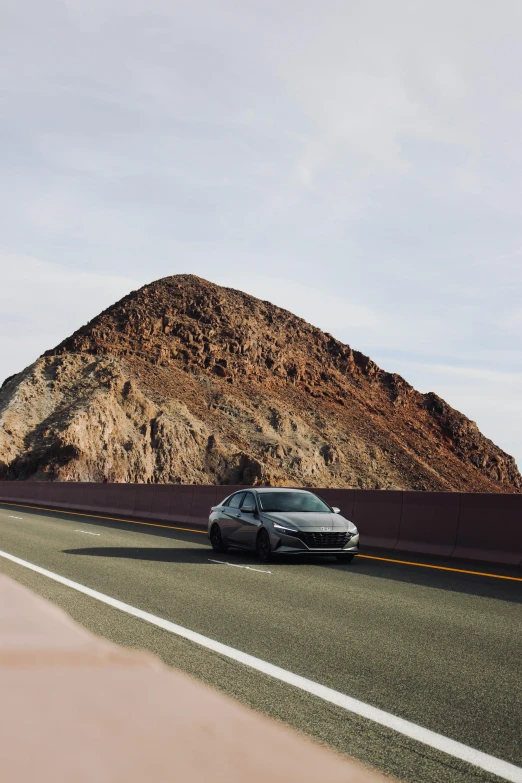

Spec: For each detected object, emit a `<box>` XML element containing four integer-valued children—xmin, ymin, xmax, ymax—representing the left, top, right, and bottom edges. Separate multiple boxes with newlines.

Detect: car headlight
<box><xmin>273</xmin><ymin>522</ymin><xmax>299</xmax><ymax>534</ymax></box>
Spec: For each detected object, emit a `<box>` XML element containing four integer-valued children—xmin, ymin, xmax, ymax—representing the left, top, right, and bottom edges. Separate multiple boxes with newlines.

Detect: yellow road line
<box><xmin>358</xmin><ymin>554</ymin><xmax>522</xmax><ymax>583</ymax></box>
<box><xmin>0</xmin><ymin>501</ymin><xmax>207</xmax><ymax>535</ymax></box>
<box><xmin>2</xmin><ymin>500</ymin><xmax>521</xmax><ymax>582</ymax></box>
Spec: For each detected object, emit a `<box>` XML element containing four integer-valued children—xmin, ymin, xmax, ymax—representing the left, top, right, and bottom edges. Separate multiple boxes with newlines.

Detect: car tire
<box><xmin>210</xmin><ymin>524</ymin><xmax>228</xmax><ymax>553</ymax></box>
<box><xmin>335</xmin><ymin>553</ymin><xmax>355</xmax><ymax>563</ymax></box>
<box><xmin>256</xmin><ymin>529</ymin><xmax>272</xmax><ymax>563</ymax></box>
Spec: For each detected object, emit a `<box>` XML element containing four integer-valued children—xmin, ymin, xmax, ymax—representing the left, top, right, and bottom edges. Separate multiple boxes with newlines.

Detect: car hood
<box><xmin>262</xmin><ymin>511</ymin><xmax>355</xmax><ymax>531</ymax></box>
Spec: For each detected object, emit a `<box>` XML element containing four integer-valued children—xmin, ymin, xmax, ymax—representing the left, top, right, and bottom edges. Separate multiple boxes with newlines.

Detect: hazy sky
<box><xmin>1</xmin><ymin>1</ymin><xmax>521</xmax><ymax>468</ymax></box>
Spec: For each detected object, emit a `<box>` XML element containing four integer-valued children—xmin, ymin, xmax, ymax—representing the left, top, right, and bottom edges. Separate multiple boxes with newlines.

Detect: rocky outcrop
<box><xmin>0</xmin><ymin>274</ymin><xmax>519</xmax><ymax>491</ymax></box>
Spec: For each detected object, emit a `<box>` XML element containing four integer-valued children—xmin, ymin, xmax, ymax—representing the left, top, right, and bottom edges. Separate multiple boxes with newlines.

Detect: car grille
<box><xmin>299</xmin><ymin>532</ymin><xmax>351</xmax><ymax>549</ymax></box>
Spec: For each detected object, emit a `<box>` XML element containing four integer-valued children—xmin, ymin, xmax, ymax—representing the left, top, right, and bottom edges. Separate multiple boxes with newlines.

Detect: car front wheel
<box><xmin>256</xmin><ymin>529</ymin><xmax>272</xmax><ymax>563</ymax></box>
<box><xmin>210</xmin><ymin>524</ymin><xmax>228</xmax><ymax>553</ymax></box>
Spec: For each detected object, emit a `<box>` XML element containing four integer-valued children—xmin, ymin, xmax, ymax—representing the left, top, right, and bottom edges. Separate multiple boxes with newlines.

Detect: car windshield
<box><xmin>258</xmin><ymin>492</ymin><xmax>331</xmax><ymax>513</ymax></box>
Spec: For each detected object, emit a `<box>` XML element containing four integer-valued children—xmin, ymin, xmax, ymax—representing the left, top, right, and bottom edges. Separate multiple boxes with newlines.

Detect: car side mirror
<box><xmin>242</xmin><ymin>504</ymin><xmax>256</xmax><ymax>513</ymax></box>
<box><xmin>332</xmin><ymin>507</ymin><xmax>341</xmax><ymax>514</ymax></box>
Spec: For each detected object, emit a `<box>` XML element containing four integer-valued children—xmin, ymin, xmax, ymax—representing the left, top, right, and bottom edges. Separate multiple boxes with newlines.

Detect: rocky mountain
<box><xmin>0</xmin><ymin>274</ymin><xmax>520</xmax><ymax>491</ymax></box>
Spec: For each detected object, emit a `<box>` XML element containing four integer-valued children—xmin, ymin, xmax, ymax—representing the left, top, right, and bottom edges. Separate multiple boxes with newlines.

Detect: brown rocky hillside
<box><xmin>0</xmin><ymin>274</ymin><xmax>520</xmax><ymax>491</ymax></box>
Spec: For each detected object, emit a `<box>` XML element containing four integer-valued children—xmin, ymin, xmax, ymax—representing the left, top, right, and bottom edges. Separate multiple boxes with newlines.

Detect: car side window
<box><xmin>228</xmin><ymin>492</ymin><xmax>245</xmax><ymax>509</ymax></box>
<box><xmin>241</xmin><ymin>492</ymin><xmax>256</xmax><ymax>509</ymax></box>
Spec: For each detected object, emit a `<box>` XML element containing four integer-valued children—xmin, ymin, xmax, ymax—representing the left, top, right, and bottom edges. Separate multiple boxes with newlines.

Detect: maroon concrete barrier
<box><xmin>1</xmin><ymin>482</ymin><xmax>521</xmax><ymax>567</ymax></box>
<box><xmin>64</xmin><ymin>482</ymin><xmax>88</xmax><ymax>510</ymax></box>
<box><xmin>45</xmin><ymin>481</ymin><xmax>85</xmax><ymax>511</ymax></box>
<box><xmin>15</xmin><ymin>481</ymin><xmax>40</xmax><ymax>503</ymax></box>
<box><xmin>131</xmin><ymin>483</ymin><xmax>156</xmax><ymax>518</ymax></box>
<box><xmin>24</xmin><ymin>482</ymin><xmax>44</xmax><ymax>502</ymax></box>
<box><xmin>316</xmin><ymin>489</ymin><xmax>355</xmax><ymax>519</ymax></box>
<box><xmin>42</xmin><ymin>482</ymin><xmax>65</xmax><ymax>508</ymax></box>
<box><xmin>188</xmin><ymin>485</ymin><xmax>248</xmax><ymax>528</ymax></box>
<box><xmin>186</xmin><ymin>485</ymin><xmax>218</xmax><ymax>529</ymax></box>
<box><xmin>453</xmin><ymin>493</ymin><xmax>522</xmax><ymax>566</ymax></box>
<box><xmin>133</xmin><ymin>484</ymin><xmax>169</xmax><ymax>522</ymax></box>
<box><xmin>352</xmin><ymin>490</ymin><xmax>403</xmax><ymax>549</ymax></box>
<box><xmin>80</xmin><ymin>483</ymin><xmax>109</xmax><ymax>513</ymax></box>
<box><xmin>168</xmin><ymin>485</ymin><xmax>195</xmax><ymax>525</ymax></box>
<box><xmin>101</xmin><ymin>483</ymin><xmax>137</xmax><ymax>517</ymax></box>
<box><xmin>27</xmin><ymin>481</ymin><xmax>50</xmax><ymax>504</ymax></box>
<box><xmin>148</xmin><ymin>484</ymin><xmax>179</xmax><ymax>523</ymax></box>
<box><xmin>0</xmin><ymin>482</ymin><xmax>22</xmax><ymax>502</ymax></box>
<box><xmin>221</xmin><ymin>485</ymin><xmax>249</xmax><ymax>498</ymax></box>
<box><xmin>188</xmin><ymin>485</ymin><xmax>247</xmax><ymax>528</ymax></box>
<box><xmin>397</xmin><ymin>492</ymin><xmax>460</xmax><ymax>557</ymax></box>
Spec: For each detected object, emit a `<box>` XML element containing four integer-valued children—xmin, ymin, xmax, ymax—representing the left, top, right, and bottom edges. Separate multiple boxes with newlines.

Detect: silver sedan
<box><xmin>208</xmin><ymin>487</ymin><xmax>359</xmax><ymax>563</ymax></box>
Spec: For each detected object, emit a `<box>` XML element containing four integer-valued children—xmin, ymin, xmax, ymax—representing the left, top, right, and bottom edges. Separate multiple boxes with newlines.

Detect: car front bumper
<box><xmin>272</xmin><ymin>531</ymin><xmax>360</xmax><ymax>555</ymax></box>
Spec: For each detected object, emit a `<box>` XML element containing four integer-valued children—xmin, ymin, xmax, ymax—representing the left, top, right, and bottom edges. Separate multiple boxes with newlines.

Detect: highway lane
<box><xmin>1</xmin><ymin>502</ymin><xmax>521</xmax><ymax>783</ymax></box>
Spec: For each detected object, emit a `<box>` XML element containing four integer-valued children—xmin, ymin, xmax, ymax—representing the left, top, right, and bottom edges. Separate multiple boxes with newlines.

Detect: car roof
<box><xmin>250</xmin><ymin>487</ymin><xmax>313</xmax><ymax>494</ymax></box>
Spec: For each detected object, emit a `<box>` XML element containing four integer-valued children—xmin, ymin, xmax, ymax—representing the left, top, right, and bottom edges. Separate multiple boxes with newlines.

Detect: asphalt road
<box><xmin>1</xmin><ymin>501</ymin><xmax>521</xmax><ymax>783</ymax></box>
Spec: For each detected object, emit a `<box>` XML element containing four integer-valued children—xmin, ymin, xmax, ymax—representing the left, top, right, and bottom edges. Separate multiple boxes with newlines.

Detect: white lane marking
<box><xmin>0</xmin><ymin>550</ymin><xmax>520</xmax><ymax>783</ymax></box>
<box><xmin>74</xmin><ymin>530</ymin><xmax>101</xmax><ymax>536</ymax></box>
<box><xmin>209</xmin><ymin>559</ymin><xmax>271</xmax><ymax>574</ymax></box>
<box><xmin>8</xmin><ymin>515</ymin><xmax>23</xmax><ymax>520</ymax></box>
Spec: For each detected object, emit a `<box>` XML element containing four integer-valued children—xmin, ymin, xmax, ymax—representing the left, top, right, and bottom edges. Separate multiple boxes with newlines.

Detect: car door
<box><xmin>220</xmin><ymin>492</ymin><xmax>245</xmax><ymax>543</ymax></box>
<box><xmin>234</xmin><ymin>492</ymin><xmax>261</xmax><ymax>549</ymax></box>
